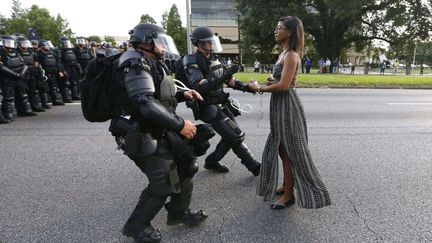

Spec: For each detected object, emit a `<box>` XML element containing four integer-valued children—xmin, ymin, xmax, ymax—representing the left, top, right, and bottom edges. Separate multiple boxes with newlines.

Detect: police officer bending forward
<box><xmin>110</xmin><ymin>23</ymin><xmax>207</xmax><ymax>243</ymax></box>
<box><xmin>182</xmin><ymin>26</ymin><xmax>261</xmax><ymax>176</ymax></box>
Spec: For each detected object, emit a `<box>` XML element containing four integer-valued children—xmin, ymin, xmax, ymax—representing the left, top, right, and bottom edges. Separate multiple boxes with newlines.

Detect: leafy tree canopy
<box><xmin>162</xmin><ymin>4</ymin><xmax>187</xmax><ymax>54</ymax></box>
<box><xmin>237</xmin><ymin>0</ymin><xmax>432</xmax><ymax>65</ymax></box>
<box><xmin>140</xmin><ymin>14</ymin><xmax>157</xmax><ymax>24</ymax></box>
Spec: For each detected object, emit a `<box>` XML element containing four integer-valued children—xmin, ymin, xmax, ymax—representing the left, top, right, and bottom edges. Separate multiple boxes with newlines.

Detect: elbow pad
<box><xmin>124</xmin><ymin>67</ymin><xmax>155</xmax><ymax>98</ymax></box>
<box><xmin>137</xmin><ymin>96</ymin><xmax>184</xmax><ymax>132</ymax></box>
<box><xmin>0</xmin><ymin>64</ymin><xmax>20</xmax><ymax>78</ymax></box>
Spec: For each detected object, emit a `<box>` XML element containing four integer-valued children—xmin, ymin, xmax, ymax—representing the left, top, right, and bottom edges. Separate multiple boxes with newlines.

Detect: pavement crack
<box><xmin>344</xmin><ymin>193</ymin><xmax>384</xmax><ymax>242</ymax></box>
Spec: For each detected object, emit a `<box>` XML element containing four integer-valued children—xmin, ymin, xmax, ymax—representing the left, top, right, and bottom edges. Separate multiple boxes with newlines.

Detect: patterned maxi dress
<box><xmin>256</xmin><ymin>61</ymin><xmax>331</xmax><ymax>209</ymax></box>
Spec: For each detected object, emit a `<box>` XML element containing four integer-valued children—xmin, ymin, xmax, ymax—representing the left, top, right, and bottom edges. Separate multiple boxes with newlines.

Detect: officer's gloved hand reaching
<box><xmin>222</xmin><ymin>64</ymin><xmax>239</xmax><ymax>82</ymax></box>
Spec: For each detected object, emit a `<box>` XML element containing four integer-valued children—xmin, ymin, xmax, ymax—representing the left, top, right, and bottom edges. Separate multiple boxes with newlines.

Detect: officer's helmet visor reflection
<box><xmin>152</xmin><ymin>34</ymin><xmax>180</xmax><ymax>60</ymax></box>
<box><xmin>198</xmin><ymin>35</ymin><xmax>223</xmax><ymax>53</ymax></box>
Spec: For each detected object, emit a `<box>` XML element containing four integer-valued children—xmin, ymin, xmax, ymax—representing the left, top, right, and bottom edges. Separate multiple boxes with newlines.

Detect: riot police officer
<box><xmin>182</xmin><ymin>26</ymin><xmax>261</xmax><ymax>176</ymax></box>
<box><xmin>37</xmin><ymin>39</ymin><xmax>64</xmax><ymax>106</ymax></box>
<box><xmin>73</xmin><ymin>37</ymin><xmax>92</xmax><ymax>74</ymax></box>
<box><xmin>16</xmin><ymin>36</ymin><xmax>45</xmax><ymax>112</ymax></box>
<box><xmin>58</xmin><ymin>36</ymin><xmax>80</xmax><ymax>101</ymax></box>
<box><xmin>0</xmin><ymin>36</ymin><xmax>8</xmax><ymax>124</ymax></box>
<box><xmin>109</xmin><ymin>23</ymin><xmax>207</xmax><ymax>242</ymax></box>
<box><xmin>0</xmin><ymin>35</ymin><xmax>36</xmax><ymax>119</ymax></box>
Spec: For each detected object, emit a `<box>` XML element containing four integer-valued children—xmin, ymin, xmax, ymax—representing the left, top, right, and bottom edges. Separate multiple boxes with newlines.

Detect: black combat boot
<box><xmin>17</xmin><ymin>94</ymin><xmax>37</xmax><ymax>116</ymax></box>
<box><xmin>204</xmin><ymin>144</ymin><xmax>230</xmax><ymax>173</ymax></box>
<box><xmin>52</xmin><ymin>91</ymin><xmax>65</xmax><ymax>106</ymax></box>
<box><xmin>166</xmin><ymin>209</ymin><xmax>208</xmax><ymax>226</ymax></box>
<box><xmin>30</xmin><ymin>91</ymin><xmax>45</xmax><ymax>112</ymax></box>
<box><xmin>71</xmin><ymin>85</ymin><xmax>81</xmax><ymax>100</ymax></box>
<box><xmin>0</xmin><ymin>95</ymin><xmax>10</xmax><ymax>123</ymax></box>
<box><xmin>122</xmin><ymin>224</ymin><xmax>161</xmax><ymax>243</ymax></box>
<box><xmin>122</xmin><ymin>188</ymin><xmax>166</xmax><ymax>243</ymax></box>
<box><xmin>234</xmin><ymin>143</ymin><xmax>261</xmax><ymax>176</ymax></box>
<box><xmin>40</xmin><ymin>93</ymin><xmax>51</xmax><ymax>109</ymax></box>
<box><xmin>2</xmin><ymin>97</ymin><xmax>16</xmax><ymax>121</ymax></box>
<box><xmin>0</xmin><ymin>112</ymin><xmax>10</xmax><ymax>124</ymax></box>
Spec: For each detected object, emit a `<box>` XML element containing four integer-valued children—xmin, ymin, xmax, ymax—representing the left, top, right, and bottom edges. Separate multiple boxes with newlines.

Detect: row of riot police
<box><xmin>0</xmin><ymin>35</ymin><xmax>94</xmax><ymax>124</ymax></box>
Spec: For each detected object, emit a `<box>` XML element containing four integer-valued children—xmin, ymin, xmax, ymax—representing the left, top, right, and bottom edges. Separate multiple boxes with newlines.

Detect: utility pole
<box><xmin>413</xmin><ymin>41</ymin><xmax>417</xmax><ymax>69</ymax></box>
<box><xmin>186</xmin><ymin>0</ymin><xmax>192</xmax><ymax>54</ymax></box>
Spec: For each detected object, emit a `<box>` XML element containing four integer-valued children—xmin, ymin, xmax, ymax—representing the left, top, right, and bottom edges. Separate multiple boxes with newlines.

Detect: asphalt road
<box><xmin>1</xmin><ymin>88</ymin><xmax>432</xmax><ymax>243</ymax></box>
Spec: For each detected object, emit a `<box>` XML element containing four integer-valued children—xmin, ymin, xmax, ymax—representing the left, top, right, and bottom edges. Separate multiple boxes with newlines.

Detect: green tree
<box><xmin>5</xmin><ymin>0</ymin><xmax>28</xmax><ymax>35</ymax></box>
<box><xmin>140</xmin><ymin>14</ymin><xmax>157</xmax><ymax>24</ymax></box>
<box><xmin>2</xmin><ymin>1</ymin><xmax>74</xmax><ymax>46</ymax></box>
<box><xmin>237</xmin><ymin>0</ymin><xmax>432</xmax><ymax>67</ymax></box>
<box><xmin>161</xmin><ymin>4</ymin><xmax>187</xmax><ymax>54</ymax></box>
<box><xmin>87</xmin><ymin>35</ymin><xmax>102</xmax><ymax>43</ymax></box>
<box><xmin>104</xmin><ymin>36</ymin><xmax>117</xmax><ymax>47</ymax></box>
<box><xmin>0</xmin><ymin>14</ymin><xmax>9</xmax><ymax>35</ymax></box>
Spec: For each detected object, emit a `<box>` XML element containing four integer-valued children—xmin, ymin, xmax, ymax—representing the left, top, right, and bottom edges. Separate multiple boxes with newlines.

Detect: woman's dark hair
<box><xmin>279</xmin><ymin>16</ymin><xmax>304</xmax><ymax>57</ymax></box>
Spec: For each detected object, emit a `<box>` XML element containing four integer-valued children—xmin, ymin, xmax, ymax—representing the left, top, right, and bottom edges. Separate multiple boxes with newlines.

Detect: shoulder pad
<box><xmin>183</xmin><ymin>54</ymin><xmax>197</xmax><ymax>66</ymax></box>
<box><xmin>118</xmin><ymin>50</ymin><xmax>144</xmax><ymax>67</ymax></box>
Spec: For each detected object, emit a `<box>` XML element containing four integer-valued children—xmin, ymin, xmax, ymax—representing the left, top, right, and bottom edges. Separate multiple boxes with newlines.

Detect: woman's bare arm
<box><xmin>260</xmin><ymin>51</ymin><xmax>299</xmax><ymax>93</ymax></box>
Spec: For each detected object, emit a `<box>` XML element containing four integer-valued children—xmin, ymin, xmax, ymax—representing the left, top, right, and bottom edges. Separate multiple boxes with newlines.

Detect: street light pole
<box><xmin>186</xmin><ymin>0</ymin><xmax>192</xmax><ymax>54</ymax></box>
<box><xmin>413</xmin><ymin>41</ymin><xmax>417</xmax><ymax>69</ymax></box>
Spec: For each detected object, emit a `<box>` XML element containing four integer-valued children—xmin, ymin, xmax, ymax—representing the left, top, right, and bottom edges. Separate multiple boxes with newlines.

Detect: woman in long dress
<box><xmin>250</xmin><ymin>16</ymin><xmax>331</xmax><ymax>210</ymax></box>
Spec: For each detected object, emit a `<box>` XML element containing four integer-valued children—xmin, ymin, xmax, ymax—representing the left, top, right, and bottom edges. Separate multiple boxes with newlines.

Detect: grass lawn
<box><xmin>235</xmin><ymin>71</ymin><xmax>432</xmax><ymax>88</ymax></box>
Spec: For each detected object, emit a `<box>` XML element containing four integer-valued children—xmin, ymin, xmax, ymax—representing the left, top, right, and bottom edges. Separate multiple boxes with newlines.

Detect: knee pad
<box><xmin>212</xmin><ymin>117</ymin><xmax>245</xmax><ymax>146</ymax></box>
<box><xmin>185</xmin><ymin>160</ymin><xmax>199</xmax><ymax>178</ymax></box>
<box><xmin>142</xmin><ymin>157</ymin><xmax>181</xmax><ymax>197</ymax></box>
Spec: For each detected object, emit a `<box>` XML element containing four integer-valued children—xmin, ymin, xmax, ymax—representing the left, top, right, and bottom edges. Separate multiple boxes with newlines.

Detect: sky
<box><xmin>1</xmin><ymin>0</ymin><xmax>187</xmax><ymax>37</ymax></box>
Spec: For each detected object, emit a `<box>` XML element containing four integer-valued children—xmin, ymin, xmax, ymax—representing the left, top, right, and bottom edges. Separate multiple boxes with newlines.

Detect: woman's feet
<box><xmin>270</xmin><ymin>196</ymin><xmax>295</xmax><ymax>210</ymax></box>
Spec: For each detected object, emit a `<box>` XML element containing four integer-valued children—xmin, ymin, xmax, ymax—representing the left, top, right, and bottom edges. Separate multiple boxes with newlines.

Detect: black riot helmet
<box><xmin>31</xmin><ymin>39</ymin><xmax>39</xmax><ymax>46</ymax></box>
<box><xmin>190</xmin><ymin>26</ymin><xmax>223</xmax><ymax>53</ymax></box>
<box><xmin>128</xmin><ymin>23</ymin><xmax>180</xmax><ymax>60</ymax></box>
<box><xmin>1</xmin><ymin>35</ymin><xmax>16</xmax><ymax>50</ymax></box>
<box><xmin>16</xmin><ymin>36</ymin><xmax>32</xmax><ymax>50</ymax></box>
<box><xmin>76</xmin><ymin>36</ymin><xmax>87</xmax><ymax>46</ymax></box>
<box><xmin>39</xmin><ymin>39</ymin><xmax>54</xmax><ymax>51</ymax></box>
<box><xmin>59</xmin><ymin>36</ymin><xmax>73</xmax><ymax>49</ymax></box>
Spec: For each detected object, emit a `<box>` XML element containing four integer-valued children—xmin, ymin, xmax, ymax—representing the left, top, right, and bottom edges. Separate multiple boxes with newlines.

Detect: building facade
<box><xmin>191</xmin><ymin>0</ymin><xmax>239</xmax><ymax>60</ymax></box>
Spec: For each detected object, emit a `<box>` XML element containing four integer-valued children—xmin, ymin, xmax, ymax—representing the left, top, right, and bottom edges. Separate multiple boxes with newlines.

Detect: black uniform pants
<box><xmin>122</xmin><ymin>137</ymin><xmax>194</xmax><ymax>235</ymax></box>
<box><xmin>203</xmin><ymin>104</ymin><xmax>259</xmax><ymax>169</ymax></box>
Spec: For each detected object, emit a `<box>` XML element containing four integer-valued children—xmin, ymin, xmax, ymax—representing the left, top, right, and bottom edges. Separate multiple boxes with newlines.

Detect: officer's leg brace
<box><xmin>0</xmin><ymin>90</ymin><xmax>9</xmax><ymax>123</ymax></box>
<box><xmin>47</xmin><ymin>75</ymin><xmax>63</xmax><ymax>104</ymax></box>
<box><xmin>165</xmin><ymin>158</ymin><xmax>199</xmax><ymax>218</ymax></box>
<box><xmin>1</xmin><ymin>84</ymin><xmax>16</xmax><ymax>120</ymax></box>
<box><xmin>15</xmin><ymin>80</ymin><xmax>34</xmax><ymax>115</ymax></box>
<box><xmin>124</xmin><ymin>152</ymin><xmax>180</xmax><ymax>235</ymax></box>
<box><xmin>206</xmin><ymin>106</ymin><xmax>260</xmax><ymax>172</ymax></box>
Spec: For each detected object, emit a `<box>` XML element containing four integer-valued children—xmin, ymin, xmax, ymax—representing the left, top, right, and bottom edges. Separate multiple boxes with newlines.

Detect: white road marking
<box><xmin>386</xmin><ymin>103</ymin><xmax>432</xmax><ymax>105</ymax></box>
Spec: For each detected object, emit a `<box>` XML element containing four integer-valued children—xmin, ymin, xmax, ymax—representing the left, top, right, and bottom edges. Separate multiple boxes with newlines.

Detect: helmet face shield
<box><xmin>153</xmin><ymin>34</ymin><xmax>180</xmax><ymax>60</ymax></box>
<box><xmin>198</xmin><ymin>35</ymin><xmax>223</xmax><ymax>53</ymax></box>
<box><xmin>76</xmin><ymin>38</ymin><xmax>87</xmax><ymax>45</ymax></box>
<box><xmin>19</xmin><ymin>40</ymin><xmax>32</xmax><ymax>48</ymax></box>
<box><xmin>61</xmin><ymin>40</ymin><xmax>73</xmax><ymax>48</ymax></box>
<box><xmin>41</xmin><ymin>40</ymin><xmax>54</xmax><ymax>50</ymax></box>
<box><xmin>2</xmin><ymin>39</ymin><xmax>16</xmax><ymax>49</ymax></box>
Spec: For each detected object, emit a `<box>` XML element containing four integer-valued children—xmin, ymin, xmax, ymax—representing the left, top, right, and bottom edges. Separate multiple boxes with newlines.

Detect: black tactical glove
<box><xmin>222</xmin><ymin>64</ymin><xmax>239</xmax><ymax>82</ymax></box>
<box><xmin>234</xmin><ymin>80</ymin><xmax>256</xmax><ymax>94</ymax></box>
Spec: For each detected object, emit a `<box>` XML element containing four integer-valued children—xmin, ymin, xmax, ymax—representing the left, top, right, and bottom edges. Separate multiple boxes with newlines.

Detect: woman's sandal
<box><xmin>270</xmin><ymin>197</ymin><xmax>295</xmax><ymax>210</ymax></box>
